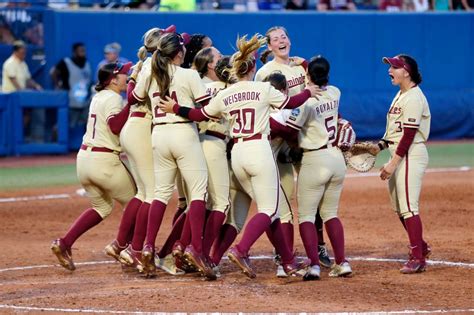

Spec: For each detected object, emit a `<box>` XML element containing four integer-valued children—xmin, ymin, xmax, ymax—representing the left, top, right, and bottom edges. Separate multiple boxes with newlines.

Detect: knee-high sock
<box><xmin>325</xmin><ymin>217</ymin><xmax>345</xmax><ymax>264</ymax></box>
<box><xmin>144</xmin><ymin>200</ymin><xmax>167</xmax><ymax>249</ymax></box>
<box><xmin>179</xmin><ymin>213</ymin><xmax>192</xmax><ymax>246</ymax></box>
<box><xmin>299</xmin><ymin>221</ymin><xmax>320</xmax><ymax>266</ymax></box>
<box><xmin>211</xmin><ymin>223</ymin><xmax>238</xmax><ymax>265</ymax></box>
<box><xmin>281</xmin><ymin>222</ymin><xmax>294</xmax><ymax>251</ymax></box>
<box><xmin>63</xmin><ymin>208</ymin><xmax>102</xmax><ymax>248</ymax></box>
<box><xmin>172</xmin><ymin>198</ymin><xmax>187</xmax><ymax>225</ymax></box>
<box><xmin>202</xmin><ymin>211</ymin><xmax>226</xmax><ymax>258</ymax></box>
<box><xmin>267</xmin><ymin>219</ymin><xmax>294</xmax><ymax>264</ymax></box>
<box><xmin>399</xmin><ymin>215</ymin><xmax>428</xmax><ymax>251</ymax></box>
<box><xmin>158</xmin><ymin>212</ymin><xmax>186</xmax><ymax>258</ymax></box>
<box><xmin>315</xmin><ymin>210</ymin><xmax>325</xmax><ymax>245</ymax></box>
<box><xmin>404</xmin><ymin>215</ymin><xmax>424</xmax><ymax>260</ymax></box>
<box><xmin>236</xmin><ymin>213</ymin><xmax>271</xmax><ymax>255</ymax></box>
<box><xmin>131</xmin><ymin>202</ymin><xmax>150</xmax><ymax>251</ymax></box>
<box><xmin>116</xmin><ymin>197</ymin><xmax>142</xmax><ymax>247</ymax></box>
<box><xmin>188</xmin><ymin>200</ymin><xmax>207</xmax><ymax>253</ymax></box>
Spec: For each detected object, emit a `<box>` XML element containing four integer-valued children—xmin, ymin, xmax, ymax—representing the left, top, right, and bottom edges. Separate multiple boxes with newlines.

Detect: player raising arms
<box><xmin>159</xmin><ymin>34</ymin><xmax>320</xmax><ymax>278</ymax></box>
<box><xmin>284</xmin><ymin>56</ymin><xmax>352</xmax><ymax>280</ymax></box>
<box><xmin>365</xmin><ymin>54</ymin><xmax>431</xmax><ymax>274</ymax></box>
<box><xmin>51</xmin><ymin>62</ymin><xmax>136</xmax><ymax>271</ymax></box>
<box><xmin>131</xmin><ymin>32</ymin><xmax>215</xmax><ymax>280</ymax></box>
<box><xmin>256</xmin><ymin>26</ymin><xmax>332</xmax><ymax>269</ymax></box>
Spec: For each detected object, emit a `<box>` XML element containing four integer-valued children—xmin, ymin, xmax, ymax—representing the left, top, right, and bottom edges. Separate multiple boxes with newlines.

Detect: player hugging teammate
<box><xmin>51</xmin><ymin>25</ymin><xmax>431</xmax><ymax>280</ymax></box>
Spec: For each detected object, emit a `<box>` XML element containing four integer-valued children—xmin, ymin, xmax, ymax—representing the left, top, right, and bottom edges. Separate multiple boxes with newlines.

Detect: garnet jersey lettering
<box><xmin>202</xmin><ymin>81</ymin><xmax>289</xmax><ymax>139</ymax></box>
<box><xmin>383</xmin><ymin>86</ymin><xmax>431</xmax><ymax>144</ymax></box>
<box><xmin>255</xmin><ymin>60</ymin><xmax>306</xmax><ymax>96</ymax></box>
<box><xmin>285</xmin><ymin>86</ymin><xmax>341</xmax><ymax>150</ymax></box>
<box><xmin>133</xmin><ymin>64</ymin><xmax>210</xmax><ymax>124</ymax></box>
<box><xmin>82</xmin><ymin>89</ymin><xmax>123</xmax><ymax>151</ymax></box>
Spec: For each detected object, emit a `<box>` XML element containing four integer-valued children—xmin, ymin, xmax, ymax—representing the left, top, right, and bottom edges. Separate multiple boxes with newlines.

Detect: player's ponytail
<box><xmin>215</xmin><ymin>56</ymin><xmax>234</xmax><ymax>84</ymax></box>
<box><xmin>260</xmin><ymin>50</ymin><xmax>273</xmax><ymax>64</ymax></box>
<box><xmin>399</xmin><ymin>54</ymin><xmax>422</xmax><ymax>85</ymax></box>
<box><xmin>151</xmin><ymin>33</ymin><xmax>184</xmax><ymax>97</ymax></box>
<box><xmin>231</xmin><ymin>34</ymin><xmax>266</xmax><ymax>79</ymax></box>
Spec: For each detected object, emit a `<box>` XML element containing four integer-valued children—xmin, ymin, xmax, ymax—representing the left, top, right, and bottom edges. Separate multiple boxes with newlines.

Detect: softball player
<box><xmin>132</xmin><ymin>32</ymin><xmax>215</xmax><ymax>279</ymax></box>
<box><xmin>208</xmin><ymin>72</ymin><xmax>297</xmax><ymax>277</ymax></box>
<box><xmin>367</xmin><ymin>54</ymin><xmax>431</xmax><ymax>274</ymax></box>
<box><xmin>51</xmin><ymin>62</ymin><xmax>136</xmax><ymax>271</ymax></box>
<box><xmin>110</xmin><ymin>26</ymin><xmax>176</xmax><ymax>275</ymax></box>
<box><xmin>195</xmin><ymin>48</ymin><xmax>231</xmax><ymax>261</ymax></box>
<box><xmin>256</xmin><ymin>26</ymin><xmax>331</xmax><ymax>269</ymax></box>
<box><xmin>154</xmin><ymin>49</ymin><xmax>230</xmax><ymax>269</ymax></box>
<box><xmin>160</xmin><ymin>34</ymin><xmax>319</xmax><ymax>278</ymax></box>
<box><xmin>285</xmin><ymin>56</ymin><xmax>352</xmax><ymax>280</ymax></box>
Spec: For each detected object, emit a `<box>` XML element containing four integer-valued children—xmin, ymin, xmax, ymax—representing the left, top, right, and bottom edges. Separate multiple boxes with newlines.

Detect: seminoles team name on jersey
<box><xmin>314</xmin><ymin>99</ymin><xmax>339</xmax><ymax>115</ymax></box>
<box><xmin>287</xmin><ymin>74</ymin><xmax>305</xmax><ymax>89</ymax></box>
<box><xmin>223</xmin><ymin>91</ymin><xmax>261</xmax><ymax>106</ymax></box>
<box><xmin>389</xmin><ymin>106</ymin><xmax>402</xmax><ymax>115</ymax></box>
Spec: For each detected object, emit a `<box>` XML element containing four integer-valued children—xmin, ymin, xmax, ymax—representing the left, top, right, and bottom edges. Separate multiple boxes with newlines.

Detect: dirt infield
<box><xmin>0</xmin><ymin>169</ymin><xmax>473</xmax><ymax>313</ymax></box>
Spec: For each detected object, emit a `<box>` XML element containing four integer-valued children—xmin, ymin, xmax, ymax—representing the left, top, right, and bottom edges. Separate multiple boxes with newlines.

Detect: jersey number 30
<box><xmin>229</xmin><ymin>108</ymin><xmax>255</xmax><ymax>134</ymax></box>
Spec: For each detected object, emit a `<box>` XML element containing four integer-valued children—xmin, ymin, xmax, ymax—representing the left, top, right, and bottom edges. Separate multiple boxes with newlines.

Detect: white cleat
<box><xmin>276</xmin><ymin>264</ymin><xmax>289</xmax><ymax>278</ymax></box>
<box><xmin>303</xmin><ymin>265</ymin><xmax>321</xmax><ymax>281</ymax></box>
<box><xmin>155</xmin><ymin>253</ymin><xmax>185</xmax><ymax>276</ymax></box>
<box><xmin>329</xmin><ymin>261</ymin><xmax>353</xmax><ymax>278</ymax></box>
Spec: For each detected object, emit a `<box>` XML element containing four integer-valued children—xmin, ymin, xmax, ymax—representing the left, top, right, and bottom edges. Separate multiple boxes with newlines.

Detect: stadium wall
<box><xmin>1</xmin><ymin>11</ymin><xmax>473</xmax><ymax>155</ymax></box>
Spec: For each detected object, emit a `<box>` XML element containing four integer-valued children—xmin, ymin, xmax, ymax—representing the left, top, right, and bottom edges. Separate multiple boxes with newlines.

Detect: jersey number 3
<box><xmin>229</xmin><ymin>108</ymin><xmax>255</xmax><ymax>134</ymax></box>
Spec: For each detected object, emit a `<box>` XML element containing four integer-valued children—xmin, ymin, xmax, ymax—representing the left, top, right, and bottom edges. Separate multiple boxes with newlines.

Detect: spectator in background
<box><xmin>182</xmin><ymin>34</ymin><xmax>213</xmax><ymax>69</ymax></box>
<box><xmin>379</xmin><ymin>0</ymin><xmax>403</xmax><ymax>10</ymax></box>
<box><xmin>432</xmin><ymin>0</ymin><xmax>452</xmax><ymax>10</ymax></box>
<box><xmin>409</xmin><ymin>0</ymin><xmax>429</xmax><ymax>10</ymax></box>
<box><xmin>50</xmin><ymin>42</ymin><xmax>92</xmax><ymax>134</ymax></box>
<box><xmin>317</xmin><ymin>0</ymin><xmax>357</xmax><ymax>10</ymax></box>
<box><xmin>159</xmin><ymin>0</ymin><xmax>196</xmax><ymax>11</ymax></box>
<box><xmin>452</xmin><ymin>0</ymin><xmax>473</xmax><ymax>9</ymax></box>
<box><xmin>286</xmin><ymin>0</ymin><xmax>309</xmax><ymax>9</ymax></box>
<box><xmin>2</xmin><ymin>40</ymin><xmax>44</xmax><ymax>142</ymax></box>
<box><xmin>95</xmin><ymin>42</ymin><xmax>128</xmax><ymax>80</ymax></box>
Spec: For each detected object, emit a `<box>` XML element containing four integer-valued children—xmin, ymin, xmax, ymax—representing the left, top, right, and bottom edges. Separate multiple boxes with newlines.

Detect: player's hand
<box><xmin>306</xmin><ymin>84</ymin><xmax>323</xmax><ymax>100</ymax></box>
<box><xmin>367</xmin><ymin>143</ymin><xmax>381</xmax><ymax>156</ymax></box>
<box><xmin>289</xmin><ymin>56</ymin><xmax>305</xmax><ymax>67</ymax></box>
<box><xmin>158</xmin><ymin>96</ymin><xmax>177</xmax><ymax>114</ymax></box>
<box><xmin>380</xmin><ymin>157</ymin><xmax>400</xmax><ymax>180</ymax></box>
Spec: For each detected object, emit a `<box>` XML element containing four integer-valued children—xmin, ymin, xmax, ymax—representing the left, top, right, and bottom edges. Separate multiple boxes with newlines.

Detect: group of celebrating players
<box><xmin>51</xmin><ymin>23</ymin><xmax>432</xmax><ymax>281</ymax></box>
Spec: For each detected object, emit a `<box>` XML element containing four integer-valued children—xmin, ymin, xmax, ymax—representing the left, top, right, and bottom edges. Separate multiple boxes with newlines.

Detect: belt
<box><xmin>153</xmin><ymin>121</ymin><xmax>193</xmax><ymax>126</ymax></box>
<box><xmin>233</xmin><ymin>133</ymin><xmax>270</xmax><ymax>144</ymax></box>
<box><xmin>205</xmin><ymin>130</ymin><xmax>226</xmax><ymax>141</ymax></box>
<box><xmin>80</xmin><ymin>144</ymin><xmax>119</xmax><ymax>154</ymax></box>
<box><xmin>130</xmin><ymin>112</ymin><xmax>147</xmax><ymax>118</ymax></box>
<box><xmin>302</xmin><ymin>145</ymin><xmax>328</xmax><ymax>152</ymax></box>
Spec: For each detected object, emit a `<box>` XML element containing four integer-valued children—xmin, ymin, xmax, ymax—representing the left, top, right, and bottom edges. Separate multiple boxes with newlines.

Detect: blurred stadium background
<box><xmin>0</xmin><ymin>0</ymin><xmax>473</xmax><ymax>157</ymax></box>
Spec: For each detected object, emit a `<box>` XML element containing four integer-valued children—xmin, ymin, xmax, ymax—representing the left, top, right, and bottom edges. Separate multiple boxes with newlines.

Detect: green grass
<box><xmin>0</xmin><ymin>164</ymin><xmax>78</xmax><ymax>190</ymax></box>
<box><xmin>375</xmin><ymin>143</ymin><xmax>474</xmax><ymax>168</ymax></box>
<box><xmin>0</xmin><ymin>142</ymin><xmax>472</xmax><ymax>190</ymax></box>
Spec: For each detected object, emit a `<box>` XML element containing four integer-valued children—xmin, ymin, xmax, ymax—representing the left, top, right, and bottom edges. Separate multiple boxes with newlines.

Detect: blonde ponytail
<box><xmin>231</xmin><ymin>34</ymin><xmax>266</xmax><ymax>79</ymax></box>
